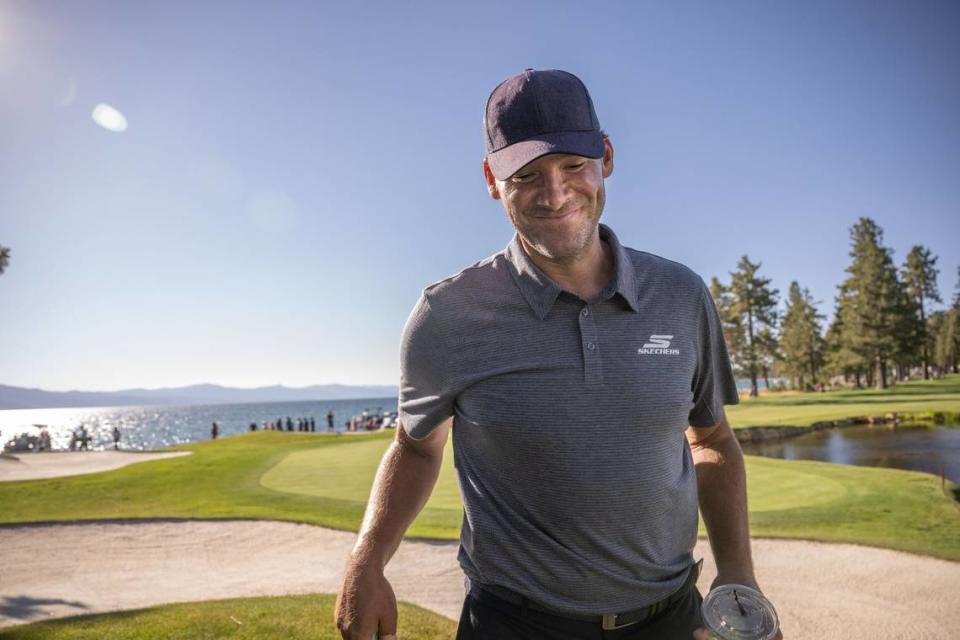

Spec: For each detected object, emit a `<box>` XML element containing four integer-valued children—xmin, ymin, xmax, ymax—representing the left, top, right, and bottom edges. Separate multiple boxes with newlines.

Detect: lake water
<box><xmin>740</xmin><ymin>423</ymin><xmax>960</xmax><ymax>483</ymax></box>
<box><xmin>0</xmin><ymin>397</ymin><xmax>397</xmax><ymax>452</ymax></box>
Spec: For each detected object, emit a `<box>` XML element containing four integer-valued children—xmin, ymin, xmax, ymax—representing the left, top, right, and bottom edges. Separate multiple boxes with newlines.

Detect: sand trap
<box><xmin>0</xmin><ymin>451</ymin><xmax>192</xmax><ymax>482</ymax></box>
<box><xmin>0</xmin><ymin>520</ymin><xmax>957</xmax><ymax>638</ymax></box>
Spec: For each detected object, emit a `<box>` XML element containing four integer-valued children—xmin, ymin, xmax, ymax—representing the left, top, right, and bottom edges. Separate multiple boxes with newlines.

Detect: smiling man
<box><xmin>336</xmin><ymin>69</ymin><xmax>781</xmax><ymax>640</ymax></box>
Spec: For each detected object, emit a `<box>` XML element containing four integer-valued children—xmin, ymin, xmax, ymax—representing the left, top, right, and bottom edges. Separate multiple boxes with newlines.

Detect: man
<box><xmin>336</xmin><ymin>69</ymin><xmax>781</xmax><ymax>639</ymax></box>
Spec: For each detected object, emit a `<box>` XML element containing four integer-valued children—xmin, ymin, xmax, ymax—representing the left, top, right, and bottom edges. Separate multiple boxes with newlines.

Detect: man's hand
<box><xmin>333</xmin><ymin>419</ymin><xmax>450</xmax><ymax>640</ymax></box>
<box><xmin>335</xmin><ymin>558</ymin><xmax>398</xmax><ymax>639</ymax></box>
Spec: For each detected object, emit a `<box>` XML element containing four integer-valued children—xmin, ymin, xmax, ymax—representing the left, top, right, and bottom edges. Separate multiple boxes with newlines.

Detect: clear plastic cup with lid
<box><xmin>701</xmin><ymin>584</ymin><xmax>779</xmax><ymax>640</ymax></box>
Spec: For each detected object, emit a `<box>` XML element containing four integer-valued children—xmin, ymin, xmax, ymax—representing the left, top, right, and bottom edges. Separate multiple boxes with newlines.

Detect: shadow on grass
<box><xmin>0</xmin><ymin>595</ymin><xmax>90</xmax><ymax>622</ymax></box>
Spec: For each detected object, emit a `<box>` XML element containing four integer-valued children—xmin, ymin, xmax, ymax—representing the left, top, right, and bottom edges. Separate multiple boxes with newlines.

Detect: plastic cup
<box><xmin>701</xmin><ymin>584</ymin><xmax>779</xmax><ymax>640</ymax></box>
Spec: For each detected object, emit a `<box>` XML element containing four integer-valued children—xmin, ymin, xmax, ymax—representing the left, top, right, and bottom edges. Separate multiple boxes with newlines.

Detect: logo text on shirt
<box><xmin>638</xmin><ymin>335</ymin><xmax>680</xmax><ymax>355</ymax></box>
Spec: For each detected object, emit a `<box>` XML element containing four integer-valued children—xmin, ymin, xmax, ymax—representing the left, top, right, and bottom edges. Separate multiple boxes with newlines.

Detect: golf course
<box><xmin>1</xmin><ymin>376</ymin><xmax>958</xmax><ymax>638</ymax></box>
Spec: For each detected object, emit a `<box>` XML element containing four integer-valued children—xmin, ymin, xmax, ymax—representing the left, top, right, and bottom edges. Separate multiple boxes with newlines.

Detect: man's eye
<box><xmin>512</xmin><ymin>173</ymin><xmax>535</xmax><ymax>183</ymax></box>
<box><xmin>568</xmin><ymin>162</ymin><xmax>586</xmax><ymax>171</ymax></box>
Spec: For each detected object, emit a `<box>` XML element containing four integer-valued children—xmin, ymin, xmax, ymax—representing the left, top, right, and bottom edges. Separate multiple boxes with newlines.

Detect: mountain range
<box><xmin>0</xmin><ymin>383</ymin><xmax>399</xmax><ymax>410</ymax></box>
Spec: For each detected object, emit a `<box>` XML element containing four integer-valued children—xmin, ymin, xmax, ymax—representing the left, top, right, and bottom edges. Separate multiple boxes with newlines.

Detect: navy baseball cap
<box><xmin>484</xmin><ymin>68</ymin><xmax>604</xmax><ymax>180</ymax></box>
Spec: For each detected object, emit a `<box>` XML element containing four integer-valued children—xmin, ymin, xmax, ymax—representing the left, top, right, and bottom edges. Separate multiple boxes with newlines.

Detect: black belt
<box><xmin>473</xmin><ymin>558</ymin><xmax>703</xmax><ymax>631</ymax></box>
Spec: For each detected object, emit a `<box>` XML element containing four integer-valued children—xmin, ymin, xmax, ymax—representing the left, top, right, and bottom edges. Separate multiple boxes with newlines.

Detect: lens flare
<box><xmin>91</xmin><ymin>103</ymin><xmax>128</xmax><ymax>132</ymax></box>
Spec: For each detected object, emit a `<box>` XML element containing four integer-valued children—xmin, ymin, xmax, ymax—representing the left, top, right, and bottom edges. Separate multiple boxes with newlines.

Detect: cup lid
<box><xmin>701</xmin><ymin>584</ymin><xmax>779</xmax><ymax>640</ymax></box>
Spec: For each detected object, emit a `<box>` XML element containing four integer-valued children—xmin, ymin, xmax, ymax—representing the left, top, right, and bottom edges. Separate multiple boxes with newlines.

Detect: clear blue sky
<box><xmin>1</xmin><ymin>0</ymin><xmax>958</xmax><ymax>391</ymax></box>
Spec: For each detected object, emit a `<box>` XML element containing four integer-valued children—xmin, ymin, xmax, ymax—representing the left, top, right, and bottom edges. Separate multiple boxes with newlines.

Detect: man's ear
<box><xmin>601</xmin><ymin>137</ymin><xmax>615</xmax><ymax>179</ymax></box>
<box><xmin>482</xmin><ymin>159</ymin><xmax>501</xmax><ymax>200</ymax></box>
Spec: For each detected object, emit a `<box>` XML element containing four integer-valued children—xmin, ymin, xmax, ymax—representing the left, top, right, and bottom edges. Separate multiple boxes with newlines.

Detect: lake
<box><xmin>0</xmin><ymin>397</ymin><xmax>397</xmax><ymax>452</ymax></box>
<box><xmin>740</xmin><ymin>423</ymin><xmax>960</xmax><ymax>483</ymax></box>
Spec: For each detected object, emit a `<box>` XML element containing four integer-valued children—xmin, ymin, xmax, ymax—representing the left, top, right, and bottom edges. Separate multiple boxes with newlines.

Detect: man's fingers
<box><xmin>692</xmin><ymin>626</ymin><xmax>710</xmax><ymax>640</ymax></box>
<box><xmin>378</xmin><ymin>604</ymin><xmax>399</xmax><ymax>638</ymax></box>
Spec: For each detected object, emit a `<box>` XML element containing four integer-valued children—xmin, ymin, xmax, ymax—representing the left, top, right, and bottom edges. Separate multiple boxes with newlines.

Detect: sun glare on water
<box><xmin>91</xmin><ymin>103</ymin><xmax>128</xmax><ymax>132</ymax></box>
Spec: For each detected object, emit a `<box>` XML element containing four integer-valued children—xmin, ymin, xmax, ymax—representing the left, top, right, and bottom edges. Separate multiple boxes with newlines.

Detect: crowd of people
<box><xmin>243</xmin><ymin>414</ymin><xmax>327</xmax><ymax>433</ymax></box>
<box><xmin>220</xmin><ymin>408</ymin><xmax>396</xmax><ymax>439</ymax></box>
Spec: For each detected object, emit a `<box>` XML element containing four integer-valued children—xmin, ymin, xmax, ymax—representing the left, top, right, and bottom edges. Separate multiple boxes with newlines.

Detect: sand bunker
<box><xmin>0</xmin><ymin>451</ymin><xmax>192</xmax><ymax>482</ymax></box>
<box><xmin>1</xmin><ymin>520</ymin><xmax>957</xmax><ymax>639</ymax></box>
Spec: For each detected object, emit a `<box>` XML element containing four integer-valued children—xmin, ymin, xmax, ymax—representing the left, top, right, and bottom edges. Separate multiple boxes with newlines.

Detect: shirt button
<box><xmin>581</xmin><ymin>308</ymin><xmax>590</xmax><ymax>317</ymax></box>
<box><xmin>587</xmin><ymin>342</ymin><xmax>596</xmax><ymax>351</ymax></box>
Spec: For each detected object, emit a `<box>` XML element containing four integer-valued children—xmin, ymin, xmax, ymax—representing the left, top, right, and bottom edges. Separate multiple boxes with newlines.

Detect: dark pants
<box><xmin>456</xmin><ymin>586</ymin><xmax>703</xmax><ymax>640</ymax></box>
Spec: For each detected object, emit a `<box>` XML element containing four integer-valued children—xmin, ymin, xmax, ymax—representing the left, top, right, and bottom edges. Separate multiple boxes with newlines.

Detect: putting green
<box><xmin>260</xmin><ymin>436</ymin><xmax>463</xmax><ymax>512</ymax></box>
<box><xmin>261</xmin><ymin>437</ymin><xmax>845</xmax><ymax>513</ymax></box>
<box><xmin>745</xmin><ymin>456</ymin><xmax>848</xmax><ymax>511</ymax></box>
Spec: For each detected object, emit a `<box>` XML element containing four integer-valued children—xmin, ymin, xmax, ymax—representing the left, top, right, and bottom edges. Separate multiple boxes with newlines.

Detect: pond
<box><xmin>740</xmin><ymin>423</ymin><xmax>960</xmax><ymax>484</ymax></box>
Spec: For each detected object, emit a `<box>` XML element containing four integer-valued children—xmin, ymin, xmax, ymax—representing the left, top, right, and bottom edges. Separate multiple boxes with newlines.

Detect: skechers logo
<box><xmin>638</xmin><ymin>335</ymin><xmax>680</xmax><ymax>355</ymax></box>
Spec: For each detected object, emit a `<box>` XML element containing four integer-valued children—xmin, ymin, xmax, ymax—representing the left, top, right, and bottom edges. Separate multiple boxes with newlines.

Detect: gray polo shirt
<box><xmin>398</xmin><ymin>224</ymin><xmax>738</xmax><ymax>616</ymax></box>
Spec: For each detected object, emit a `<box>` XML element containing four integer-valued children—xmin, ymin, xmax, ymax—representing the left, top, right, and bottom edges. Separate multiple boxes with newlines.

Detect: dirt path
<box><xmin>0</xmin><ymin>520</ymin><xmax>957</xmax><ymax>638</ymax></box>
<box><xmin>0</xmin><ymin>451</ymin><xmax>192</xmax><ymax>482</ymax></box>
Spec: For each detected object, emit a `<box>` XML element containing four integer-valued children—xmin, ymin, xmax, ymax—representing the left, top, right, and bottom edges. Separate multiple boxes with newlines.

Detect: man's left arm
<box><xmin>686</xmin><ymin>414</ymin><xmax>756</xmax><ymax>589</ymax></box>
<box><xmin>686</xmin><ymin>415</ymin><xmax>784</xmax><ymax>640</ymax></box>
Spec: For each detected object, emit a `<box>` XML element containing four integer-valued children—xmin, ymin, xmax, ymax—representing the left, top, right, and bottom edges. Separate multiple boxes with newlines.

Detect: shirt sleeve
<box><xmin>688</xmin><ymin>281</ymin><xmax>740</xmax><ymax>427</ymax></box>
<box><xmin>398</xmin><ymin>292</ymin><xmax>455</xmax><ymax>440</ymax></box>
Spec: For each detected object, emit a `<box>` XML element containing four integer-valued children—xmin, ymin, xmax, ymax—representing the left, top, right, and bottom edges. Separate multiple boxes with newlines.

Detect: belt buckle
<box><xmin>601</xmin><ymin>613</ymin><xmax>636</xmax><ymax>631</ymax></box>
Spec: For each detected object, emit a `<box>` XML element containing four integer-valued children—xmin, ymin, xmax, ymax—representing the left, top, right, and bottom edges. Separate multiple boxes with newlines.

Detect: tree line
<box><xmin>710</xmin><ymin>217</ymin><xmax>959</xmax><ymax>396</ymax></box>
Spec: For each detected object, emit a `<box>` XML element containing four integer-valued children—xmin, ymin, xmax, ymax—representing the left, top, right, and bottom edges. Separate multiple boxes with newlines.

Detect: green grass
<box><xmin>260</xmin><ymin>435</ymin><xmax>464</xmax><ymax>526</ymax></box>
<box><xmin>0</xmin><ymin>594</ymin><xmax>456</xmax><ymax>639</ymax></box>
<box><xmin>0</xmin><ymin>431</ymin><xmax>392</xmax><ymax>533</ymax></box>
<box><xmin>1</xmin><ymin>376</ymin><xmax>958</xmax><ymax>559</ymax></box>
<box><xmin>727</xmin><ymin>374</ymin><xmax>960</xmax><ymax>427</ymax></box>
<box><xmin>745</xmin><ymin>457</ymin><xmax>960</xmax><ymax>558</ymax></box>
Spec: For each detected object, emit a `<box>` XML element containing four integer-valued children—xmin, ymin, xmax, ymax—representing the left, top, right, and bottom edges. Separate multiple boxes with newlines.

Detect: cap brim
<box><xmin>487</xmin><ymin>130</ymin><xmax>604</xmax><ymax>180</ymax></box>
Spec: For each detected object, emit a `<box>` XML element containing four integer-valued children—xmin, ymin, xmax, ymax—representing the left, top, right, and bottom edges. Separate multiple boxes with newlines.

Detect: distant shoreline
<box><xmin>0</xmin><ymin>383</ymin><xmax>399</xmax><ymax>411</ymax></box>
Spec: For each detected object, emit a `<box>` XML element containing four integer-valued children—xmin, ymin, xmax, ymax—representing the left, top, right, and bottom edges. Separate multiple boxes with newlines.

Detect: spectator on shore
<box><xmin>249</xmin><ymin>422</ymin><xmax>258</xmax><ymax>432</ymax></box>
<box><xmin>286</xmin><ymin>417</ymin><xmax>293</xmax><ymax>432</ymax></box>
<box><xmin>112</xmin><ymin>426</ymin><xmax>121</xmax><ymax>450</ymax></box>
<box><xmin>327</xmin><ymin>410</ymin><xmax>334</xmax><ymax>432</ymax></box>
<box><xmin>310</xmin><ymin>417</ymin><xmax>316</xmax><ymax>432</ymax></box>
<box><xmin>211</xmin><ymin>421</ymin><xmax>219</xmax><ymax>440</ymax></box>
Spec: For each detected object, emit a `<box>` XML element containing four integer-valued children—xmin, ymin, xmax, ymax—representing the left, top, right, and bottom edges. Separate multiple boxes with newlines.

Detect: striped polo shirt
<box><xmin>398</xmin><ymin>223</ymin><xmax>738</xmax><ymax>616</ymax></box>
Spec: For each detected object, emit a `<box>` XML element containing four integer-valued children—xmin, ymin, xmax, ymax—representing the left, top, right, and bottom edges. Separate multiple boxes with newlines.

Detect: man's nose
<box><xmin>536</xmin><ymin>171</ymin><xmax>569</xmax><ymax>210</ymax></box>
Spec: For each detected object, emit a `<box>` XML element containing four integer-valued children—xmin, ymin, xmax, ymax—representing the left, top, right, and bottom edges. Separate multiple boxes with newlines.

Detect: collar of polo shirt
<box><xmin>503</xmin><ymin>224</ymin><xmax>641</xmax><ymax>320</ymax></box>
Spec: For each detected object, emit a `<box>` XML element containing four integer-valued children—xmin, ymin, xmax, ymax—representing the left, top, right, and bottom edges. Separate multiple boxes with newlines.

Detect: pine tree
<box><xmin>942</xmin><ymin>267</ymin><xmax>960</xmax><ymax>375</ymax></box>
<box><xmin>0</xmin><ymin>245</ymin><xmax>10</xmax><ymax>275</ymax></box>
<box><xmin>779</xmin><ymin>282</ymin><xmax>825</xmax><ymax>389</ymax></box>
<box><xmin>891</xmin><ymin>279</ymin><xmax>921</xmax><ymax>381</ymax></box>
<box><xmin>835</xmin><ymin>218</ymin><xmax>902</xmax><ymax>389</ymax></box>
<box><xmin>710</xmin><ymin>276</ymin><xmax>745</xmax><ymax>380</ymax></box>
<box><xmin>931</xmin><ymin>310</ymin><xmax>959</xmax><ymax>375</ymax></box>
<box><xmin>726</xmin><ymin>256</ymin><xmax>779</xmax><ymax>397</ymax></box>
<box><xmin>954</xmin><ymin>266</ymin><xmax>960</xmax><ymax>309</ymax></box>
<box><xmin>901</xmin><ymin>246</ymin><xmax>941</xmax><ymax>379</ymax></box>
<box><xmin>824</xmin><ymin>307</ymin><xmax>867</xmax><ymax>388</ymax></box>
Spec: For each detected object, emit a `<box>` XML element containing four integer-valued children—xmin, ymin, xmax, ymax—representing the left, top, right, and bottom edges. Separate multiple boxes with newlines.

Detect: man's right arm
<box><xmin>335</xmin><ymin>418</ymin><xmax>451</xmax><ymax>640</ymax></box>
